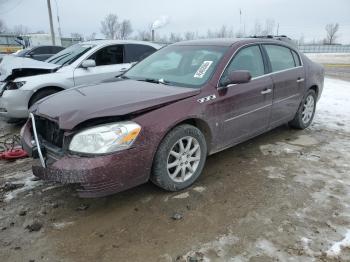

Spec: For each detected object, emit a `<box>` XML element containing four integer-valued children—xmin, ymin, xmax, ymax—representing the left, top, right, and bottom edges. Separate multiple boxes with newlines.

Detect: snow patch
<box><xmin>4</xmin><ymin>171</ymin><xmax>43</xmax><ymax>202</ymax></box>
<box><xmin>182</xmin><ymin>233</ymin><xmax>239</xmax><ymax>261</ymax></box>
<box><xmin>193</xmin><ymin>186</ymin><xmax>206</xmax><ymax>193</ymax></box>
<box><xmin>173</xmin><ymin>192</ymin><xmax>190</xmax><ymax>199</ymax></box>
<box><xmin>327</xmin><ymin>230</ymin><xmax>350</xmax><ymax>257</ymax></box>
<box><xmin>53</xmin><ymin>221</ymin><xmax>75</xmax><ymax>230</ymax></box>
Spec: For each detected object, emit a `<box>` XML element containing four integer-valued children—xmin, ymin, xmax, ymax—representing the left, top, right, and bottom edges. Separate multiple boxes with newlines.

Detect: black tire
<box><xmin>289</xmin><ymin>89</ymin><xmax>317</xmax><ymax>129</ymax></box>
<box><xmin>151</xmin><ymin>124</ymin><xmax>207</xmax><ymax>191</ymax></box>
<box><xmin>29</xmin><ymin>88</ymin><xmax>61</xmax><ymax>108</ymax></box>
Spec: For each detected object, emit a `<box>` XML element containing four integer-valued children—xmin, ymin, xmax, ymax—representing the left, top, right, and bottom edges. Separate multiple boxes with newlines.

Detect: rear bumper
<box><xmin>0</xmin><ymin>89</ymin><xmax>32</xmax><ymax>118</ymax></box>
<box><xmin>21</xmin><ymin>120</ymin><xmax>152</xmax><ymax>198</ymax></box>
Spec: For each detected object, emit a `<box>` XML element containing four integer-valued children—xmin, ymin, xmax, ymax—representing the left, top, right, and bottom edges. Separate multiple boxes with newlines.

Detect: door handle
<box><xmin>261</xmin><ymin>88</ymin><xmax>272</xmax><ymax>95</ymax></box>
<box><xmin>296</xmin><ymin>78</ymin><xmax>305</xmax><ymax>83</ymax></box>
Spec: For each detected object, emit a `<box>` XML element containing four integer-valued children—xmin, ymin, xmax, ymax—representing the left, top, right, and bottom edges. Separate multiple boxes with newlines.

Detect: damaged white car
<box><xmin>0</xmin><ymin>40</ymin><xmax>160</xmax><ymax>119</ymax></box>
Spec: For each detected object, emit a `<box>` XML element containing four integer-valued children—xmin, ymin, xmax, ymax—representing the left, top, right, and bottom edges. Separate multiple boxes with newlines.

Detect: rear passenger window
<box><xmin>264</xmin><ymin>45</ymin><xmax>295</xmax><ymax>72</ymax></box>
<box><xmin>124</xmin><ymin>44</ymin><xmax>156</xmax><ymax>63</ymax></box>
<box><xmin>220</xmin><ymin>45</ymin><xmax>265</xmax><ymax>85</ymax></box>
<box><xmin>291</xmin><ymin>50</ymin><xmax>301</xmax><ymax>66</ymax></box>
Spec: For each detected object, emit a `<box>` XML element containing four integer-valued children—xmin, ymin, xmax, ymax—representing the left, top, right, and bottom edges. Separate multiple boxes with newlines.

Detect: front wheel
<box><xmin>289</xmin><ymin>89</ymin><xmax>317</xmax><ymax>129</ymax></box>
<box><xmin>151</xmin><ymin>124</ymin><xmax>207</xmax><ymax>191</ymax></box>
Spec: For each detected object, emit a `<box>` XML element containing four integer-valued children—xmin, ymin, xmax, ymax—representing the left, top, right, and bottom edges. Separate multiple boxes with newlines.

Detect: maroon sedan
<box><xmin>21</xmin><ymin>38</ymin><xmax>324</xmax><ymax>197</ymax></box>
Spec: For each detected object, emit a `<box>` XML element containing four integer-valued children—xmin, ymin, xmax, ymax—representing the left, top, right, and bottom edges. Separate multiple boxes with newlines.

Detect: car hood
<box><xmin>0</xmin><ymin>55</ymin><xmax>60</xmax><ymax>81</ymax></box>
<box><xmin>32</xmin><ymin>79</ymin><xmax>200</xmax><ymax>130</ymax></box>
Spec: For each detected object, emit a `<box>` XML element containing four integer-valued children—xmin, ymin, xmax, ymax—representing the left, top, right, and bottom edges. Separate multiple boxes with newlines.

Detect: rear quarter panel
<box><xmin>301</xmin><ymin>53</ymin><xmax>325</xmax><ymax>100</ymax></box>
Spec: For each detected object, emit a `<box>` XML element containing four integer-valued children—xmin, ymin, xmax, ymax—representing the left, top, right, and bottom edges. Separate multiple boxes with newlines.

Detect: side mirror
<box><xmin>220</xmin><ymin>70</ymin><xmax>252</xmax><ymax>88</ymax></box>
<box><xmin>81</xmin><ymin>59</ymin><xmax>96</xmax><ymax>68</ymax></box>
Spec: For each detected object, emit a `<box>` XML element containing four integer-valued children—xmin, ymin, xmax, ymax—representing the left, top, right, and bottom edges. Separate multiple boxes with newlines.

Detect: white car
<box><xmin>0</xmin><ymin>40</ymin><xmax>161</xmax><ymax>119</ymax></box>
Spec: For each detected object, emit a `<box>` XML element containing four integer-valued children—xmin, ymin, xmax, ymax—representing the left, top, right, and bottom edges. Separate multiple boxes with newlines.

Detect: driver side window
<box><xmin>88</xmin><ymin>45</ymin><xmax>124</xmax><ymax>66</ymax></box>
<box><xmin>220</xmin><ymin>45</ymin><xmax>265</xmax><ymax>85</ymax></box>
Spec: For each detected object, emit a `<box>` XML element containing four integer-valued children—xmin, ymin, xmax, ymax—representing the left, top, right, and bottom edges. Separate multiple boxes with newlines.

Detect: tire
<box><xmin>289</xmin><ymin>89</ymin><xmax>317</xmax><ymax>129</ymax></box>
<box><xmin>151</xmin><ymin>124</ymin><xmax>207</xmax><ymax>191</ymax></box>
<box><xmin>29</xmin><ymin>88</ymin><xmax>61</xmax><ymax>108</ymax></box>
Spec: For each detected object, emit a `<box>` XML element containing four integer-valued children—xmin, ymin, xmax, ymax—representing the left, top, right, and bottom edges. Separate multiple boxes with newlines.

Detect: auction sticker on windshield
<box><xmin>194</xmin><ymin>61</ymin><xmax>213</xmax><ymax>78</ymax></box>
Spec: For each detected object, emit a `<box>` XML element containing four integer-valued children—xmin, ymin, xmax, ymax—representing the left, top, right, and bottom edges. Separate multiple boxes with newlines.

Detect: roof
<box><xmin>81</xmin><ymin>39</ymin><xmax>162</xmax><ymax>49</ymax></box>
<box><xmin>173</xmin><ymin>37</ymin><xmax>295</xmax><ymax>48</ymax></box>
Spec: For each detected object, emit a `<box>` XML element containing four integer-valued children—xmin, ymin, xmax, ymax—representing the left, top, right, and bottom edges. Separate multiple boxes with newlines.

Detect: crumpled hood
<box><xmin>33</xmin><ymin>79</ymin><xmax>200</xmax><ymax>130</ymax></box>
<box><xmin>0</xmin><ymin>55</ymin><xmax>60</xmax><ymax>81</ymax></box>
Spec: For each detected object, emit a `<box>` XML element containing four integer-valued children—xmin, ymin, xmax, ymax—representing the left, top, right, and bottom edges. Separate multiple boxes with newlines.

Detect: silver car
<box><xmin>0</xmin><ymin>40</ymin><xmax>161</xmax><ymax>119</ymax></box>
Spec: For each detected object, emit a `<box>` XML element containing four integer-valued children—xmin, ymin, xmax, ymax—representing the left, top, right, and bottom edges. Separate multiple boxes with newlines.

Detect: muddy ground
<box><xmin>1</xmin><ymin>68</ymin><xmax>350</xmax><ymax>261</ymax></box>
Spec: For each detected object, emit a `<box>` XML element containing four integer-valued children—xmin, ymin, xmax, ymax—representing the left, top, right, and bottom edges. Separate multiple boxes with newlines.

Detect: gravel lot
<box><xmin>1</xmin><ymin>61</ymin><xmax>350</xmax><ymax>261</ymax></box>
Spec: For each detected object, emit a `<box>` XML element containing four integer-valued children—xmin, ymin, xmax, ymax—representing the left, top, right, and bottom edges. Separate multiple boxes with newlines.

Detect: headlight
<box><xmin>69</xmin><ymin>121</ymin><xmax>141</xmax><ymax>154</ymax></box>
<box><xmin>5</xmin><ymin>81</ymin><xmax>26</xmax><ymax>90</ymax></box>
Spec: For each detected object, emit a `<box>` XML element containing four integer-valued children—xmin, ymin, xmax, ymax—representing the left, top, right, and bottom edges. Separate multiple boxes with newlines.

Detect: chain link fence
<box><xmin>298</xmin><ymin>45</ymin><xmax>350</xmax><ymax>53</ymax></box>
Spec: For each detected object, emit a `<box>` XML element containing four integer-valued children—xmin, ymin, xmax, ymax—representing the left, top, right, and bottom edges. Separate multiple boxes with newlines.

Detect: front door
<box><xmin>73</xmin><ymin>44</ymin><xmax>131</xmax><ymax>86</ymax></box>
<box><xmin>215</xmin><ymin>45</ymin><xmax>273</xmax><ymax>148</ymax></box>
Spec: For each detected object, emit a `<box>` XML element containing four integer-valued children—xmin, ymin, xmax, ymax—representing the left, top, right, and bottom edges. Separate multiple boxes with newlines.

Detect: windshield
<box><xmin>46</xmin><ymin>43</ymin><xmax>94</xmax><ymax>66</ymax></box>
<box><xmin>124</xmin><ymin>45</ymin><xmax>228</xmax><ymax>88</ymax></box>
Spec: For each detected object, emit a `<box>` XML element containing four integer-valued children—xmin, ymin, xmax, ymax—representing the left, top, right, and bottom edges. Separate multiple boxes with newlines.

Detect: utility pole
<box><xmin>46</xmin><ymin>0</ymin><xmax>56</xmax><ymax>45</ymax></box>
<box><xmin>276</xmin><ymin>23</ymin><xmax>280</xmax><ymax>36</ymax></box>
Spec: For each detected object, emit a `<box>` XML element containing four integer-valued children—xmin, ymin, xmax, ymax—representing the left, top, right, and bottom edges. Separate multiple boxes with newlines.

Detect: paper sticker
<box><xmin>194</xmin><ymin>61</ymin><xmax>213</xmax><ymax>78</ymax></box>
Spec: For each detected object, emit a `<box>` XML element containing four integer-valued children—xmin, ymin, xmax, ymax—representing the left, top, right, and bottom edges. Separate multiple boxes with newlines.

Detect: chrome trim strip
<box><xmin>29</xmin><ymin>113</ymin><xmax>46</xmax><ymax>168</ymax></box>
<box><xmin>224</xmin><ymin>103</ymin><xmax>272</xmax><ymax>122</ymax></box>
<box><xmin>273</xmin><ymin>93</ymin><xmax>299</xmax><ymax>104</ymax></box>
<box><xmin>217</xmin><ymin>42</ymin><xmax>304</xmax><ymax>88</ymax></box>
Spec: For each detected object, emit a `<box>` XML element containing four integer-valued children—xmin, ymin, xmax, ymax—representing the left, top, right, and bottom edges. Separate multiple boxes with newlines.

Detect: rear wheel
<box><xmin>289</xmin><ymin>89</ymin><xmax>317</xmax><ymax>129</ymax></box>
<box><xmin>29</xmin><ymin>88</ymin><xmax>61</xmax><ymax>108</ymax></box>
<box><xmin>151</xmin><ymin>124</ymin><xmax>207</xmax><ymax>191</ymax></box>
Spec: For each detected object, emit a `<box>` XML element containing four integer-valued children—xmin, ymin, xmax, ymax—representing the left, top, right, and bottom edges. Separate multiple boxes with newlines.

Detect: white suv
<box><xmin>0</xmin><ymin>40</ymin><xmax>161</xmax><ymax>119</ymax></box>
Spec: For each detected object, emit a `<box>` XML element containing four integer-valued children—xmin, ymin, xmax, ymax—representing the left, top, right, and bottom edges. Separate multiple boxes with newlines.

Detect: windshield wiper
<box><xmin>138</xmin><ymin>78</ymin><xmax>171</xmax><ymax>85</ymax></box>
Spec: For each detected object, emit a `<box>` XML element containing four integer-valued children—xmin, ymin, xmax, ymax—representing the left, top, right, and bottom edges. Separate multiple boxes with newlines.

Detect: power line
<box><xmin>0</xmin><ymin>0</ymin><xmax>24</xmax><ymax>15</ymax></box>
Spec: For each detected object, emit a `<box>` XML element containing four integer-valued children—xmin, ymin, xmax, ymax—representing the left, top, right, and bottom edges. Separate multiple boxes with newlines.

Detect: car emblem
<box><xmin>197</xmin><ymin>94</ymin><xmax>216</xmax><ymax>103</ymax></box>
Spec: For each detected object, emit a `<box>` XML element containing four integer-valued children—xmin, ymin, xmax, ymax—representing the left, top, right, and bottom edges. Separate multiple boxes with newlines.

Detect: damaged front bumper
<box><xmin>0</xmin><ymin>89</ymin><xmax>33</xmax><ymax>118</ymax></box>
<box><xmin>21</xmin><ymin>119</ymin><xmax>152</xmax><ymax>198</ymax></box>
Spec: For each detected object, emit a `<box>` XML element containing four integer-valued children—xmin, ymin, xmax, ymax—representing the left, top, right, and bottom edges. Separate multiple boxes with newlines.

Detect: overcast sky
<box><xmin>1</xmin><ymin>0</ymin><xmax>350</xmax><ymax>43</ymax></box>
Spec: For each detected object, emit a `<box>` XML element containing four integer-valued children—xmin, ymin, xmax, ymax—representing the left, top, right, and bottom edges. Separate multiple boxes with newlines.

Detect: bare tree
<box><xmin>100</xmin><ymin>14</ymin><xmax>120</xmax><ymax>39</ymax></box>
<box><xmin>261</xmin><ymin>19</ymin><xmax>275</xmax><ymax>35</ymax></box>
<box><xmin>0</xmin><ymin>19</ymin><xmax>7</xmax><ymax>33</ymax></box>
<box><xmin>12</xmin><ymin>24</ymin><xmax>29</xmax><ymax>35</ymax></box>
<box><xmin>71</xmin><ymin>32</ymin><xmax>83</xmax><ymax>39</ymax></box>
<box><xmin>184</xmin><ymin>31</ymin><xmax>196</xmax><ymax>40</ymax></box>
<box><xmin>252</xmin><ymin>20</ymin><xmax>263</xmax><ymax>36</ymax></box>
<box><xmin>169</xmin><ymin>33</ymin><xmax>182</xmax><ymax>43</ymax></box>
<box><xmin>325</xmin><ymin>23</ymin><xmax>339</xmax><ymax>45</ymax></box>
<box><xmin>217</xmin><ymin>25</ymin><xmax>228</xmax><ymax>38</ymax></box>
<box><xmin>86</xmin><ymin>32</ymin><xmax>97</xmax><ymax>41</ymax></box>
<box><xmin>137</xmin><ymin>30</ymin><xmax>151</xmax><ymax>41</ymax></box>
<box><xmin>119</xmin><ymin>19</ymin><xmax>133</xmax><ymax>39</ymax></box>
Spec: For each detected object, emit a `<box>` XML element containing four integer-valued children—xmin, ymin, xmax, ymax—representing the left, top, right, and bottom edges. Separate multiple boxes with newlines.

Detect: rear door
<box><xmin>216</xmin><ymin>44</ymin><xmax>273</xmax><ymax>148</ymax></box>
<box><xmin>73</xmin><ymin>44</ymin><xmax>130</xmax><ymax>86</ymax></box>
<box><xmin>263</xmin><ymin>44</ymin><xmax>305</xmax><ymax>127</ymax></box>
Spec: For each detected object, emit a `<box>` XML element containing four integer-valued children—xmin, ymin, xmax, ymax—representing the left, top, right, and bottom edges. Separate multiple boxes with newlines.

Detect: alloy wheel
<box><xmin>301</xmin><ymin>95</ymin><xmax>315</xmax><ymax>124</ymax></box>
<box><xmin>167</xmin><ymin>136</ymin><xmax>201</xmax><ymax>182</ymax></box>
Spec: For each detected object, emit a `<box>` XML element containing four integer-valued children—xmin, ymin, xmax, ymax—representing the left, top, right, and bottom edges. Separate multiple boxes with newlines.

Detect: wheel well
<box><xmin>174</xmin><ymin>118</ymin><xmax>213</xmax><ymax>153</ymax></box>
<box><xmin>309</xmin><ymin>85</ymin><xmax>319</xmax><ymax>97</ymax></box>
<box><xmin>28</xmin><ymin>86</ymin><xmax>64</xmax><ymax>108</ymax></box>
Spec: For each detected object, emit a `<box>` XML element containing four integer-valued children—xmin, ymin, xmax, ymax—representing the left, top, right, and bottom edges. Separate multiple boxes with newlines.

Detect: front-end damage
<box><xmin>21</xmin><ymin>114</ymin><xmax>155</xmax><ymax>198</ymax></box>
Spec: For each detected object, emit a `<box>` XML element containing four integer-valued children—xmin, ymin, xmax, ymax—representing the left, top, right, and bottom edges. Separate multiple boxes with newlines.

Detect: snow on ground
<box><xmin>306</xmin><ymin>53</ymin><xmax>350</xmax><ymax>64</ymax></box>
<box><xmin>180</xmin><ymin>78</ymin><xmax>350</xmax><ymax>261</ymax></box>
<box><xmin>312</xmin><ymin>78</ymin><xmax>350</xmax><ymax>133</ymax></box>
